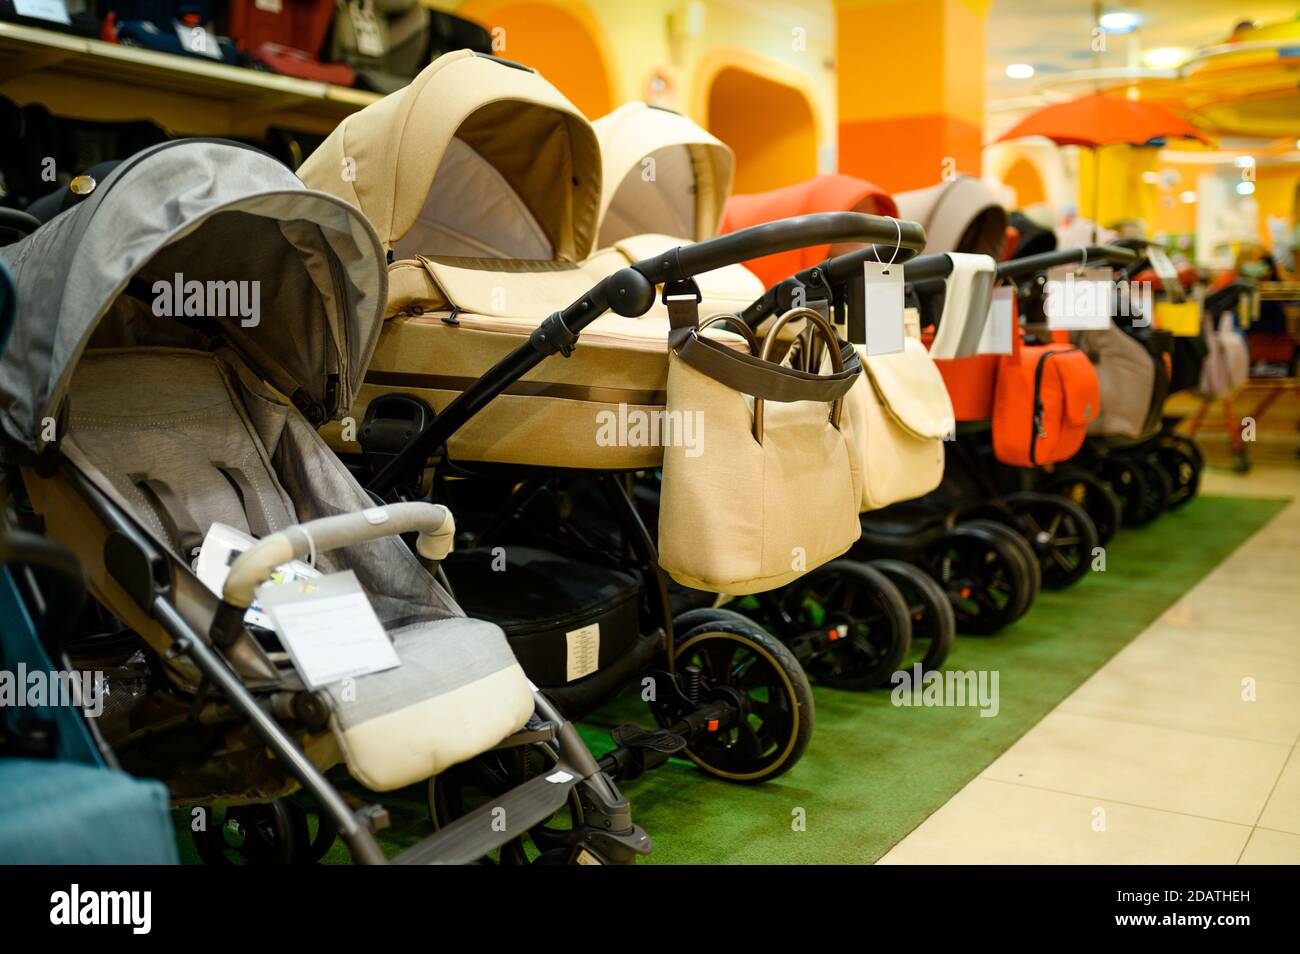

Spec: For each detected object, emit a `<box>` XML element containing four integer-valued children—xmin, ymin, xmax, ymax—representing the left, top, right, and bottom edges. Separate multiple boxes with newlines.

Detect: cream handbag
<box><xmin>657</xmin><ymin>295</ymin><xmax>863</xmax><ymax>596</ymax></box>
<box><xmin>840</xmin><ymin>337</ymin><xmax>954</xmax><ymax>511</ymax></box>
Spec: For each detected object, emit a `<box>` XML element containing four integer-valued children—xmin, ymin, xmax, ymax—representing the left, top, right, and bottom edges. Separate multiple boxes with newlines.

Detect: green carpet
<box><xmin>175</xmin><ymin>494</ymin><xmax>1286</xmax><ymax>864</ymax></box>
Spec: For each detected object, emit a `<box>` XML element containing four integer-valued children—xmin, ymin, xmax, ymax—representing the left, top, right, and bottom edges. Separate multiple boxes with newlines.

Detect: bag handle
<box><xmin>699</xmin><ymin>313</ymin><xmax>760</xmax><ymax>355</ymax></box>
<box><xmin>754</xmin><ymin>307</ymin><xmax>846</xmax><ymax>443</ymax></box>
<box><xmin>665</xmin><ymin>280</ymin><xmax>862</xmax><ymax>410</ymax></box>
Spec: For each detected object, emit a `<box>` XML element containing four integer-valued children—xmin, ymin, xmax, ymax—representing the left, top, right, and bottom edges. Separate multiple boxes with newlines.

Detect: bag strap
<box><xmin>131</xmin><ymin>475</ymin><xmax>205</xmax><ymax>560</ymax></box>
<box><xmin>664</xmin><ymin>280</ymin><xmax>862</xmax><ymax>407</ymax></box>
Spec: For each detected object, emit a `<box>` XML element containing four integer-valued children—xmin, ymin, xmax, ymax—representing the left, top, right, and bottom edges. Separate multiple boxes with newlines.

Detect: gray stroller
<box><xmin>0</xmin><ymin>140</ymin><xmax>648</xmax><ymax>865</ymax></box>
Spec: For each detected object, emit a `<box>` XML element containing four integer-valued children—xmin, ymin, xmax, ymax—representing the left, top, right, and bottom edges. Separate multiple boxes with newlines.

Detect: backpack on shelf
<box><xmin>225</xmin><ymin>0</ymin><xmax>355</xmax><ymax>86</ymax></box>
<box><xmin>328</xmin><ymin>0</ymin><xmax>490</xmax><ymax>94</ymax></box>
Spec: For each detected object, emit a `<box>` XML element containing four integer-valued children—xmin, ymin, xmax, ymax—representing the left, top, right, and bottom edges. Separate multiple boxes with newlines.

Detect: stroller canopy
<box><xmin>594</xmin><ymin>102</ymin><xmax>733</xmax><ymax>246</ymax></box>
<box><xmin>299</xmin><ymin>50</ymin><xmax>601</xmax><ymax>265</ymax></box>
<box><xmin>719</xmin><ymin>174</ymin><xmax>898</xmax><ymax>287</ymax></box>
<box><xmin>0</xmin><ymin>139</ymin><xmax>386</xmax><ymax>455</ymax></box>
<box><xmin>893</xmin><ymin>176</ymin><xmax>1008</xmax><ymax>259</ymax></box>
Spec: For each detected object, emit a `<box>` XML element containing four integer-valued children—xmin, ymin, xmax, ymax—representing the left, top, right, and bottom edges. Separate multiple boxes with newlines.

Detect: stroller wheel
<box><xmin>958</xmin><ymin>519</ymin><xmax>1039</xmax><ymax>621</ymax></box>
<box><xmin>1003</xmin><ymin>491</ymin><xmax>1100</xmax><ymax>590</ymax></box>
<box><xmin>282</xmin><ymin>793</ymin><xmax>340</xmax><ymax>865</ymax></box>
<box><xmin>1136</xmin><ymin>454</ymin><xmax>1174</xmax><ymax>520</ymax></box>
<box><xmin>774</xmin><ymin>560</ymin><xmax>911</xmax><ymax>690</ymax></box>
<box><xmin>1042</xmin><ymin>469</ymin><xmax>1124</xmax><ymax>545</ymax></box>
<box><xmin>867</xmin><ymin>559</ymin><xmax>955</xmax><ymax>673</ymax></box>
<box><xmin>191</xmin><ymin>802</ymin><xmax>299</xmax><ymax>866</ymax></box>
<box><xmin>672</xmin><ymin>619</ymin><xmax>814</xmax><ymax>783</ymax></box>
<box><xmin>672</xmin><ymin>606</ymin><xmax>760</xmax><ymax>635</ymax></box>
<box><xmin>1163</xmin><ymin>434</ymin><xmax>1205</xmax><ymax>474</ymax></box>
<box><xmin>1097</xmin><ymin>456</ymin><xmax>1158</xmax><ymax>527</ymax></box>
<box><xmin>428</xmin><ymin>742</ymin><xmax>586</xmax><ymax>865</ymax></box>
<box><xmin>924</xmin><ymin>525</ymin><xmax>1029</xmax><ymax>636</ymax></box>
<box><xmin>1154</xmin><ymin>444</ymin><xmax>1200</xmax><ymax>510</ymax></box>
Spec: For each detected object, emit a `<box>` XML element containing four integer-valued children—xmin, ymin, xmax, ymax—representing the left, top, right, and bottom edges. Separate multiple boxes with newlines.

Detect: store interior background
<box><xmin>5</xmin><ymin>0</ymin><xmax>1295</xmax><ymax>464</ymax></box>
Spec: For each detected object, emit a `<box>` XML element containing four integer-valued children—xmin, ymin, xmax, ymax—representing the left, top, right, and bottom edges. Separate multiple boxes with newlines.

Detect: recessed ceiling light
<box><xmin>1142</xmin><ymin>47</ymin><xmax>1188</xmax><ymax>69</ymax></box>
<box><xmin>1141</xmin><ymin>171</ymin><xmax>1160</xmax><ymax>184</ymax></box>
<box><xmin>1099</xmin><ymin>12</ymin><xmax>1140</xmax><ymax>33</ymax></box>
<box><xmin>1236</xmin><ymin>181</ymin><xmax>1256</xmax><ymax>195</ymax></box>
<box><xmin>1006</xmin><ymin>63</ymin><xmax>1035</xmax><ymax>79</ymax></box>
<box><xmin>1233</xmin><ymin>156</ymin><xmax>1255</xmax><ymax>168</ymax></box>
<box><xmin>1179</xmin><ymin>191</ymin><xmax>1197</xmax><ymax>204</ymax></box>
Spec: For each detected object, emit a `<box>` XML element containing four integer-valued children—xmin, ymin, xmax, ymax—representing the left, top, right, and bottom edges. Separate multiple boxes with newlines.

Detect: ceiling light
<box><xmin>1234</xmin><ymin>156</ymin><xmax>1255</xmax><ymax>168</ymax></box>
<box><xmin>1179</xmin><ymin>191</ymin><xmax>1197</xmax><ymax>203</ymax></box>
<box><xmin>1141</xmin><ymin>171</ymin><xmax>1160</xmax><ymax>184</ymax></box>
<box><xmin>1099</xmin><ymin>12</ymin><xmax>1140</xmax><ymax>33</ymax></box>
<box><xmin>1236</xmin><ymin>181</ymin><xmax>1256</xmax><ymax>195</ymax></box>
<box><xmin>1006</xmin><ymin>63</ymin><xmax>1035</xmax><ymax>79</ymax></box>
<box><xmin>1142</xmin><ymin>47</ymin><xmax>1188</xmax><ymax>69</ymax></box>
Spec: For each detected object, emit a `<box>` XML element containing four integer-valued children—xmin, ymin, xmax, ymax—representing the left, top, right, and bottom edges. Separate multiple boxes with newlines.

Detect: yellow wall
<box><xmin>436</xmin><ymin>0</ymin><xmax>837</xmax><ymax>192</ymax></box>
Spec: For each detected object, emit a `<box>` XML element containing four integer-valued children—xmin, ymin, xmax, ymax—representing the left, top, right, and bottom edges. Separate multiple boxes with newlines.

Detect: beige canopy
<box><xmin>894</xmin><ymin>176</ymin><xmax>1008</xmax><ymax>259</ymax></box>
<box><xmin>299</xmin><ymin>50</ymin><xmax>601</xmax><ymax>264</ymax></box>
<box><xmin>594</xmin><ymin>102</ymin><xmax>734</xmax><ymax>246</ymax></box>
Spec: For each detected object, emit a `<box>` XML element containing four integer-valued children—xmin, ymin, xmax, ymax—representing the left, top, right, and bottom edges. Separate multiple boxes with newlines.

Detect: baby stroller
<box><xmin>595</xmin><ymin>122</ymin><xmax>929</xmax><ymax>687</ymax></box>
<box><xmin>0</xmin><ymin>140</ymin><xmax>649</xmax><ymax>865</ymax></box>
<box><xmin>302</xmin><ymin>54</ymin><xmax>925</xmax><ymax>782</ymax></box>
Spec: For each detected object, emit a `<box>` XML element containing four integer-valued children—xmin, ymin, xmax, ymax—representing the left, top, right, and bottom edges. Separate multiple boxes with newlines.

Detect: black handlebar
<box><xmin>997</xmin><ymin>245</ymin><xmax>1137</xmax><ymax>280</ymax></box>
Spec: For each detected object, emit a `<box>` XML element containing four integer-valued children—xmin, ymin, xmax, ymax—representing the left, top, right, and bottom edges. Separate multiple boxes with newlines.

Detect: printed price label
<box><xmin>862</xmin><ymin>261</ymin><xmax>904</xmax><ymax>356</ymax></box>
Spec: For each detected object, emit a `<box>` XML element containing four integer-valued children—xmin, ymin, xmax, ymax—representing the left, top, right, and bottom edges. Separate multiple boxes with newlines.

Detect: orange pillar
<box><xmin>835</xmin><ymin>0</ymin><xmax>988</xmax><ymax>193</ymax></box>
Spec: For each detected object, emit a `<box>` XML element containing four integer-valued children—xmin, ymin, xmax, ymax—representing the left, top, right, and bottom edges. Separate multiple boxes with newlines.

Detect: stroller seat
<box><xmin>64</xmin><ymin>348</ymin><xmax>534</xmax><ymax>791</ymax></box>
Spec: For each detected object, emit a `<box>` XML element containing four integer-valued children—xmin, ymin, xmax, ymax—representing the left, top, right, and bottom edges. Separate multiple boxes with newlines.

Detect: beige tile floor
<box><xmin>878</xmin><ymin>463</ymin><xmax>1300</xmax><ymax>865</ymax></box>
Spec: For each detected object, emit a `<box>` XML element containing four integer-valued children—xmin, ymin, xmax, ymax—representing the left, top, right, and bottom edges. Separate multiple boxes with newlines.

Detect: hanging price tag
<box><xmin>978</xmin><ymin>286</ymin><xmax>1015</xmax><ymax>355</ymax></box>
<box><xmin>349</xmin><ymin>1</ymin><xmax>385</xmax><ymax>58</ymax></box>
<box><xmin>862</xmin><ymin>260</ymin><xmax>904</xmax><ymax>356</ymax></box>
<box><xmin>13</xmin><ymin>0</ymin><xmax>71</xmax><ymax>24</ymax></box>
<box><xmin>254</xmin><ymin>0</ymin><xmax>282</xmax><ymax>11</ymax></box>
<box><xmin>1145</xmin><ymin>246</ymin><xmax>1186</xmax><ymax>303</ymax></box>
<box><xmin>1045</xmin><ymin>265</ymin><xmax>1113</xmax><ymax>331</ymax></box>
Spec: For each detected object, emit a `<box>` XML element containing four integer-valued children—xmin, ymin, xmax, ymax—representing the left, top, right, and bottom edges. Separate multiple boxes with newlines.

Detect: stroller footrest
<box><xmin>610</xmin><ymin>723</ymin><xmax>688</xmax><ymax>755</ymax></box>
<box><xmin>392</xmin><ymin>763</ymin><xmax>581</xmax><ymax>865</ymax></box>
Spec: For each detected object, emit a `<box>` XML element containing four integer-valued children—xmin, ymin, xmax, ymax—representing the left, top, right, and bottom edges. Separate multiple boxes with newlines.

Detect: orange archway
<box><xmin>457</xmin><ymin>1</ymin><xmax>614</xmax><ymax>119</ymax></box>
<box><xmin>706</xmin><ymin>66</ymin><xmax>817</xmax><ymax>194</ymax></box>
<box><xmin>1003</xmin><ymin>158</ymin><xmax>1046</xmax><ymax>208</ymax></box>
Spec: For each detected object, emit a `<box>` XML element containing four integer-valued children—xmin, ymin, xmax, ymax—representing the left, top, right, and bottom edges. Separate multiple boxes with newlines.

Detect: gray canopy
<box><xmin>0</xmin><ymin>139</ymin><xmax>387</xmax><ymax>455</ymax></box>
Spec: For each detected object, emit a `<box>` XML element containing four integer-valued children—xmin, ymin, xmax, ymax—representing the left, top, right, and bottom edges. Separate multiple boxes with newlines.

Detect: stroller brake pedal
<box><xmin>610</xmin><ymin>723</ymin><xmax>687</xmax><ymax>755</ymax></box>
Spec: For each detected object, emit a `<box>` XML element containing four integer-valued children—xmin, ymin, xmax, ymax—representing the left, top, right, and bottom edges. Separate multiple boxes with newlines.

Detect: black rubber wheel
<box><xmin>1164</xmin><ymin>434</ymin><xmax>1205</xmax><ymax>474</ymax></box>
<box><xmin>923</xmin><ymin>525</ymin><xmax>1030</xmax><ymax>636</ymax></box>
<box><xmin>1042</xmin><ymin>469</ymin><xmax>1124</xmax><ymax>545</ymax></box>
<box><xmin>867</xmin><ymin>559</ymin><xmax>955</xmax><ymax>673</ymax></box>
<box><xmin>773</xmin><ymin>560</ymin><xmax>912</xmax><ymax>690</ymax></box>
<box><xmin>282</xmin><ymin>793</ymin><xmax>340</xmax><ymax>865</ymax></box>
<box><xmin>672</xmin><ymin>606</ymin><xmax>760</xmax><ymax>635</ymax></box>
<box><xmin>1135</xmin><ymin>453</ymin><xmax>1174</xmax><ymax>520</ymax></box>
<box><xmin>1003</xmin><ymin>491</ymin><xmax>1100</xmax><ymax>590</ymax></box>
<box><xmin>1097</xmin><ymin>456</ymin><xmax>1157</xmax><ymax>526</ymax></box>
<box><xmin>1153</xmin><ymin>443</ymin><xmax>1199</xmax><ymax>510</ymax></box>
<box><xmin>671</xmin><ymin>619</ymin><xmax>814</xmax><ymax>783</ymax></box>
<box><xmin>428</xmin><ymin>742</ymin><xmax>588</xmax><ymax>865</ymax></box>
<box><xmin>192</xmin><ymin>802</ymin><xmax>298</xmax><ymax>866</ymax></box>
<box><xmin>959</xmin><ymin>519</ymin><xmax>1039</xmax><ymax>621</ymax></box>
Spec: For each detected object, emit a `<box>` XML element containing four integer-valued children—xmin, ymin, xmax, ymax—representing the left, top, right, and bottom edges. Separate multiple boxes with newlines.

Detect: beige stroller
<box><xmin>0</xmin><ymin>139</ymin><xmax>649</xmax><ymax>865</ymax></box>
<box><xmin>894</xmin><ymin>176</ymin><xmax>1009</xmax><ymax>260</ymax></box>
<box><xmin>300</xmin><ymin>53</ymin><xmax>757</xmax><ymax>471</ymax></box>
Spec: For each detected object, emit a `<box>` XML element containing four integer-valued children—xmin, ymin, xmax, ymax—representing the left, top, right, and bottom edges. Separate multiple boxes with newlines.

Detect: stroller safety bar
<box><xmin>222</xmin><ymin>502</ymin><xmax>455</xmax><ymax>608</ymax></box>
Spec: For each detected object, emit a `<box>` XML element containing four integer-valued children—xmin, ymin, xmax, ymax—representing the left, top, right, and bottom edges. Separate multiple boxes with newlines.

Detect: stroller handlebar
<box><xmin>997</xmin><ymin>245</ymin><xmax>1137</xmax><ymax>280</ymax></box>
<box><xmin>629</xmin><ymin>212</ymin><xmax>926</xmax><ymax>286</ymax></box>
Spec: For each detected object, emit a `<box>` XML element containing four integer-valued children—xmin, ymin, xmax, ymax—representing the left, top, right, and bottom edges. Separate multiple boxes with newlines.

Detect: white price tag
<box><xmin>259</xmin><ymin>570</ymin><xmax>400</xmax><ymax>690</ymax></box>
<box><xmin>254</xmin><ymin>0</ymin><xmax>282</xmax><ymax>11</ymax></box>
<box><xmin>978</xmin><ymin>286</ymin><xmax>1015</xmax><ymax>355</ymax></box>
<box><xmin>862</xmin><ymin>261</ymin><xmax>904</xmax><ymax>356</ymax></box>
<box><xmin>349</xmin><ymin>1</ymin><xmax>385</xmax><ymax>58</ymax></box>
<box><xmin>1045</xmin><ymin>265</ymin><xmax>1113</xmax><ymax>331</ymax></box>
<box><xmin>194</xmin><ymin>523</ymin><xmax>320</xmax><ymax>631</ymax></box>
<box><xmin>1145</xmin><ymin>246</ymin><xmax>1186</xmax><ymax>303</ymax></box>
<box><xmin>13</xmin><ymin>0</ymin><xmax>71</xmax><ymax>24</ymax></box>
<box><xmin>565</xmin><ymin>622</ymin><xmax>600</xmax><ymax>682</ymax></box>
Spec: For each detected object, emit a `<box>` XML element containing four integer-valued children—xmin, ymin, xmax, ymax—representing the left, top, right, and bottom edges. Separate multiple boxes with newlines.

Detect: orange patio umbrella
<box><xmin>996</xmin><ymin>92</ymin><xmax>1210</xmax><ymax>238</ymax></box>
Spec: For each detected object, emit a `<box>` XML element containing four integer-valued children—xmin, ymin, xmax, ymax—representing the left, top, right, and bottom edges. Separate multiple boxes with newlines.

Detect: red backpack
<box><xmin>226</xmin><ymin>0</ymin><xmax>355</xmax><ymax>86</ymax></box>
<box><xmin>992</xmin><ymin>328</ymin><xmax>1100</xmax><ymax>467</ymax></box>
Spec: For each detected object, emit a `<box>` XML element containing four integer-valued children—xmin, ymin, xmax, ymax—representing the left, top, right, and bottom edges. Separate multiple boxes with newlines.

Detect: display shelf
<box><xmin>0</xmin><ymin>22</ymin><xmax>378</xmax><ymax>138</ymax></box>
